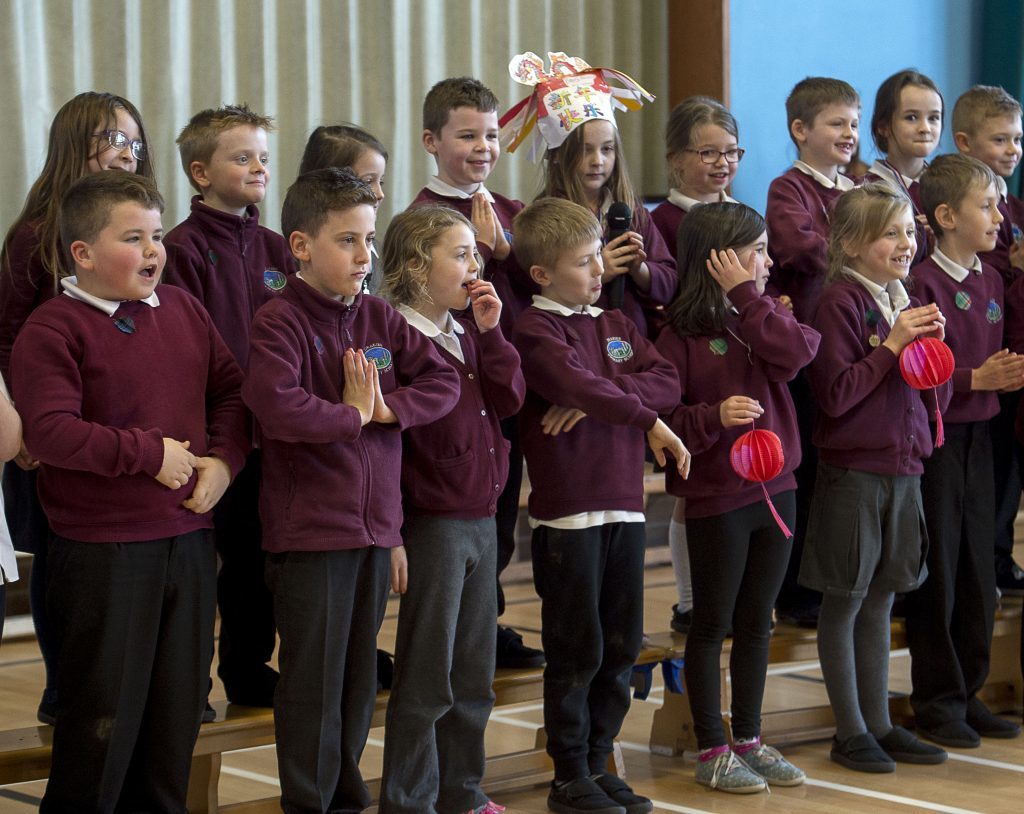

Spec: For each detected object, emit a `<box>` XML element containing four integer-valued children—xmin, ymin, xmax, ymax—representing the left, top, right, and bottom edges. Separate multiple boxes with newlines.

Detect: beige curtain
<box><xmin>0</xmin><ymin>0</ymin><xmax>668</xmax><ymax>235</ymax></box>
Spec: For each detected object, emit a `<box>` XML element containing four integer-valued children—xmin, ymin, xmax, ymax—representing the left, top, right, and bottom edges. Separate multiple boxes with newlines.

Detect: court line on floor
<box><xmin>803</xmin><ymin>777</ymin><xmax>982</xmax><ymax>813</ymax></box>
<box><xmin>946</xmin><ymin>751</ymin><xmax>1024</xmax><ymax>773</ymax></box>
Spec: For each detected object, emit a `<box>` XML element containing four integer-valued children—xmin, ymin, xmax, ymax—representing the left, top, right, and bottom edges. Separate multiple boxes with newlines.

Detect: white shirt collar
<box><xmin>868</xmin><ymin>159</ymin><xmax>924</xmax><ymax>191</ymax></box>
<box><xmin>931</xmin><ymin>246</ymin><xmax>982</xmax><ymax>283</ymax></box>
<box><xmin>60</xmin><ymin>276</ymin><xmax>160</xmax><ymax>316</ymax></box>
<box><xmin>531</xmin><ymin>294</ymin><xmax>603</xmax><ymax>317</ymax></box>
<box><xmin>397</xmin><ymin>304</ymin><xmax>465</xmax><ymax>337</ymax></box>
<box><xmin>793</xmin><ymin>160</ymin><xmax>856</xmax><ymax>191</ymax></box>
<box><xmin>996</xmin><ymin>175</ymin><xmax>1009</xmax><ymax>201</ymax></box>
<box><xmin>426</xmin><ymin>175</ymin><xmax>494</xmax><ymax>202</ymax></box>
<box><xmin>843</xmin><ymin>267</ymin><xmax>910</xmax><ymax>326</ymax></box>
<box><xmin>667</xmin><ymin>188</ymin><xmax>738</xmax><ymax>212</ymax></box>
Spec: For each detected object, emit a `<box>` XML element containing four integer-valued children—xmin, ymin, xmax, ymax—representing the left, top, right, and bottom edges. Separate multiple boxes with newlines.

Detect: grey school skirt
<box><xmin>798</xmin><ymin>462</ymin><xmax>929</xmax><ymax>598</ymax></box>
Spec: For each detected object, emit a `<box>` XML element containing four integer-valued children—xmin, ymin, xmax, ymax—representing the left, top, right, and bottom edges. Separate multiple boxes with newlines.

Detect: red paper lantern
<box><xmin>899</xmin><ymin>337</ymin><xmax>954</xmax><ymax>390</ymax></box>
<box><xmin>730</xmin><ymin>429</ymin><xmax>785</xmax><ymax>483</ymax></box>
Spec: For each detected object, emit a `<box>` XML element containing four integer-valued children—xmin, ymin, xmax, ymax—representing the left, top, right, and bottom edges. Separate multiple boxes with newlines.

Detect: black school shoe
<box><xmin>592</xmin><ymin>774</ymin><xmax>652</xmax><ymax>814</ymax></box>
<box><xmin>876</xmin><ymin>725</ymin><xmax>947</xmax><ymax>764</ymax></box>
<box><xmin>547</xmin><ymin>777</ymin><xmax>625</xmax><ymax>814</ymax></box>
<box><xmin>670</xmin><ymin>604</ymin><xmax>691</xmax><ymax>635</ymax></box>
<box><xmin>829</xmin><ymin>733</ymin><xmax>896</xmax><ymax>773</ymax></box>
<box><xmin>36</xmin><ymin>688</ymin><xmax>58</xmax><ymax>726</ymax></box>
<box><xmin>916</xmin><ymin>720</ymin><xmax>981</xmax><ymax>749</ymax></box>
<box><xmin>995</xmin><ymin>555</ymin><xmax>1024</xmax><ymax>596</ymax></box>
<box><xmin>496</xmin><ymin>625</ymin><xmax>545</xmax><ymax>669</ymax></box>
<box><xmin>966</xmin><ymin>698</ymin><xmax>1022</xmax><ymax>739</ymax></box>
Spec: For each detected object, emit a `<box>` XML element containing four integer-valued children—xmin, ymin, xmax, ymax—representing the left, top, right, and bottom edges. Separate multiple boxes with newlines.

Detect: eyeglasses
<box><xmin>93</xmin><ymin>130</ymin><xmax>147</xmax><ymax>161</ymax></box>
<box><xmin>684</xmin><ymin>147</ymin><xmax>745</xmax><ymax>165</ymax></box>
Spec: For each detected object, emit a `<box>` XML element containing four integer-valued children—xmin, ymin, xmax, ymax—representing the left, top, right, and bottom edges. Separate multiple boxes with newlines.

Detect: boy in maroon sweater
<box><xmin>952</xmin><ymin>86</ymin><xmax>1024</xmax><ymax>597</ymax></box>
<box><xmin>163</xmin><ymin>104</ymin><xmax>296</xmax><ymax>707</ymax></box>
<box><xmin>410</xmin><ymin>76</ymin><xmax>542</xmax><ymax>669</ymax></box>
<box><xmin>12</xmin><ymin>171</ymin><xmax>249</xmax><ymax>812</ymax></box>
<box><xmin>242</xmin><ymin>168</ymin><xmax>460</xmax><ymax>813</ymax></box>
<box><xmin>904</xmin><ymin>155</ymin><xmax>1023</xmax><ymax>746</ymax></box>
<box><xmin>512</xmin><ymin>197</ymin><xmax>688</xmax><ymax>814</ymax></box>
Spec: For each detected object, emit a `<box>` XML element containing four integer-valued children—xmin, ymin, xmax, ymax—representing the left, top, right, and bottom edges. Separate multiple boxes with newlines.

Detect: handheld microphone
<box><xmin>606</xmin><ymin>202</ymin><xmax>631</xmax><ymax>309</ymax></box>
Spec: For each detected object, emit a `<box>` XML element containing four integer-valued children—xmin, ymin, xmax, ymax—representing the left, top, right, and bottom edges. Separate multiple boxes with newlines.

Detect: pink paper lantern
<box><xmin>730</xmin><ymin>428</ymin><xmax>785</xmax><ymax>483</ymax></box>
<box><xmin>899</xmin><ymin>337</ymin><xmax>954</xmax><ymax>390</ymax></box>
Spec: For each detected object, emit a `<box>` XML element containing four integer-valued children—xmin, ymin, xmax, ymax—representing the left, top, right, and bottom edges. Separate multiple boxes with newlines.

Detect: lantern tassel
<box><xmin>762</xmin><ymin>483</ymin><xmax>793</xmax><ymax>539</ymax></box>
<box><xmin>934</xmin><ymin>405</ymin><xmax>945</xmax><ymax>448</ymax></box>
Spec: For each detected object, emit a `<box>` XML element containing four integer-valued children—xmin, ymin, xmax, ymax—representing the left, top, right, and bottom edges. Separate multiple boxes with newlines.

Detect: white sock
<box><xmin>669</xmin><ymin>517</ymin><xmax>693</xmax><ymax>612</ymax></box>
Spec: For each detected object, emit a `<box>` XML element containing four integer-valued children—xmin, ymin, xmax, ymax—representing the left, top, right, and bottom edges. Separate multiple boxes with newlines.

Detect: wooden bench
<box><xmin>646</xmin><ymin>601</ymin><xmax>1024</xmax><ymax>755</ymax></box>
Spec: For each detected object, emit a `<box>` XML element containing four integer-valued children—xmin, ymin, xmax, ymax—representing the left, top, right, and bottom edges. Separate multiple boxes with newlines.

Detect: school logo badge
<box><xmin>264</xmin><ymin>269</ymin><xmax>287</xmax><ymax>291</ymax></box>
<box><xmin>207</xmin><ymin>249</ymin><xmax>219</xmax><ymax>266</ymax></box>
<box><xmin>1013</xmin><ymin>223</ymin><xmax>1023</xmax><ymax>244</ymax></box>
<box><xmin>955</xmin><ymin>291</ymin><xmax>972</xmax><ymax>310</ymax></box>
<box><xmin>709</xmin><ymin>338</ymin><xmax>728</xmax><ymax>356</ymax></box>
<box><xmin>606</xmin><ymin>337</ymin><xmax>633</xmax><ymax>362</ymax></box>
<box><xmin>987</xmin><ymin>299</ymin><xmax>1003</xmax><ymax>324</ymax></box>
<box><xmin>364</xmin><ymin>344</ymin><xmax>393</xmax><ymax>373</ymax></box>
<box><xmin>312</xmin><ymin>336</ymin><xmax>325</xmax><ymax>355</ymax></box>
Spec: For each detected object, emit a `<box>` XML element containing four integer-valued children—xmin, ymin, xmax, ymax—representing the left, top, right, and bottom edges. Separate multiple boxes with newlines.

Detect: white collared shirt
<box><xmin>530</xmin><ymin>294</ymin><xmax>604</xmax><ymax>317</ymax></box>
<box><xmin>60</xmin><ymin>276</ymin><xmax>160</xmax><ymax>315</ymax></box>
<box><xmin>843</xmin><ymin>267</ymin><xmax>910</xmax><ymax>327</ymax></box>
<box><xmin>996</xmin><ymin>175</ymin><xmax>1009</xmax><ymax>202</ymax></box>
<box><xmin>931</xmin><ymin>247</ymin><xmax>982</xmax><ymax>284</ymax></box>
<box><xmin>793</xmin><ymin>160</ymin><xmax>856</xmax><ymax>191</ymax></box>
<box><xmin>667</xmin><ymin>188</ymin><xmax>738</xmax><ymax>212</ymax></box>
<box><xmin>868</xmin><ymin>159</ymin><xmax>924</xmax><ymax>191</ymax></box>
<box><xmin>397</xmin><ymin>304</ymin><xmax>465</xmax><ymax>363</ymax></box>
<box><xmin>425</xmin><ymin>175</ymin><xmax>495</xmax><ymax>203</ymax></box>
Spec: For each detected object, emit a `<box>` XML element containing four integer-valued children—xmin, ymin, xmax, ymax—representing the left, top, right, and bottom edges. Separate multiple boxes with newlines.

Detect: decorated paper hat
<box><xmin>499</xmin><ymin>51</ymin><xmax>654</xmax><ymax>160</ymax></box>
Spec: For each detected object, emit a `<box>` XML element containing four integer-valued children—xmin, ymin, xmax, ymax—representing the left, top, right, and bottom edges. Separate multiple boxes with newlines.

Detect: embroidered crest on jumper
<box><xmin>865</xmin><ymin>308</ymin><xmax>881</xmax><ymax>328</ymax></box>
<box><xmin>708</xmin><ymin>337</ymin><xmax>728</xmax><ymax>356</ymax></box>
<box><xmin>987</xmin><ymin>299</ymin><xmax>1003</xmax><ymax>324</ymax></box>
<box><xmin>1013</xmin><ymin>223</ymin><xmax>1023</xmax><ymax>244</ymax></box>
<box><xmin>955</xmin><ymin>291</ymin><xmax>972</xmax><ymax>310</ymax></box>
<box><xmin>364</xmin><ymin>344</ymin><xmax>393</xmax><ymax>373</ymax></box>
<box><xmin>606</xmin><ymin>337</ymin><xmax>633</xmax><ymax>362</ymax></box>
<box><xmin>207</xmin><ymin>249</ymin><xmax>218</xmax><ymax>266</ymax></box>
<box><xmin>264</xmin><ymin>269</ymin><xmax>287</xmax><ymax>291</ymax></box>
<box><xmin>113</xmin><ymin>316</ymin><xmax>136</xmax><ymax>334</ymax></box>
<box><xmin>312</xmin><ymin>336</ymin><xmax>325</xmax><ymax>355</ymax></box>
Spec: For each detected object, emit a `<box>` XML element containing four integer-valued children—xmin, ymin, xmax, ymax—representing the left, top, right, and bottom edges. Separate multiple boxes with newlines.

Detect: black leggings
<box><xmin>684</xmin><ymin>491</ymin><xmax>794</xmax><ymax>749</ymax></box>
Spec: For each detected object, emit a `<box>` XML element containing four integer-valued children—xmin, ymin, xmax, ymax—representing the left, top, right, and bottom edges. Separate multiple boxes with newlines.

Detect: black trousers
<box><xmin>40</xmin><ymin>530</ymin><xmax>216</xmax><ymax>814</ymax></box>
<box><xmin>684</xmin><ymin>493</ymin><xmax>794</xmax><ymax>749</ymax></box>
<box><xmin>991</xmin><ymin>390</ymin><xmax>1022</xmax><ymax>560</ymax></box>
<box><xmin>531</xmin><ymin>522</ymin><xmax>645</xmax><ymax>781</ymax></box>
<box><xmin>494</xmin><ymin>416</ymin><xmax>522</xmax><ymax>616</ymax></box>
<box><xmin>904</xmin><ymin>422</ymin><xmax>996</xmax><ymax>728</ymax></box>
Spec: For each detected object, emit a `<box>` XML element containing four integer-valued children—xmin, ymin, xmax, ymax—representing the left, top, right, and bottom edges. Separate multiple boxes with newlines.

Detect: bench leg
<box><xmin>187</xmin><ymin>752</ymin><xmax>220</xmax><ymax>814</ymax></box>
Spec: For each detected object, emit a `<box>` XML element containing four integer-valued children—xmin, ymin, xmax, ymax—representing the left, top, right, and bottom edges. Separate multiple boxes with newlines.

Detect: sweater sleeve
<box><xmin>12</xmin><ymin>320</ymin><xmax>165</xmax><ymax>477</ymax></box>
<box><xmin>766</xmin><ymin>174</ymin><xmax>829</xmax><ymax>278</ymax></box>
<box><xmin>0</xmin><ymin>222</ymin><xmax>51</xmax><ymax>383</ymax></box>
<box><xmin>636</xmin><ymin>209</ymin><xmax>678</xmax><ymax>306</ymax></box>
<box><xmin>655</xmin><ymin>330</ymin><xmax>724</xmax><ymax>456</ymax></box>
<box><xmin>729</xmin><ymin>281</ymin><xmax>821</xmax><ymax>381</ymax></box>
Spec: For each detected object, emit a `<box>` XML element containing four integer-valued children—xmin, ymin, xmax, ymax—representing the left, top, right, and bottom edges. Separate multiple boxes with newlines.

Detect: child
<box><xmin>801</xmin><ymin>183</ymin><xmax>949</xmax><ymax>772</ymax></box>
<box><xmin>242</xmin><ymin>168</ymin><xmax>460</xmax><ymax>813</ymax></box>
<box><xmin>503</xmin><ymin>51</ymin><xmax>675</xmax><ymax>339</ymax></box>
<box><xmin>298</xmin><ymin>123</ymin><xmax>388</xmax><ymax>292</ymax></box>
<box><xmin>649</xmin><ymin>95</ymin><xmax>742</xmax><ymax>635</ymax></box>
<box><xmin>412</xmin><ymin>75</ymin><xmax>541</xmax><ymax>669</ymax></box>
<box><xmin>11</xmin><ymin>170</ymin><xmax>249</xmax><ymax>811</ymax></box>
<box><xmin>512</xmin><ymin>196</ymin><xmax>688</xmax><ymax>814</ymax></box>
<box><xmin>656</xmin><ymin>202</ymin><xmax>817</xmax><ymax>793</ymax></box>
<box><xmin>952</xmin><ymin>85</ymin><xmax>1024</xmax><ymax>598</ymax></box>
<box><xmin>0</xmin><ymin>374</ymin><xmax>21</xmax><ymax>639</ymax></box>
<box><xmin>864</xmin><ymin>70</ymin><xmax>945</xmax><ymax>266</ymax></box>
<box><xmin>904</xmin><ymin>154</ymin><xmax>1024</xmax><ymax>746</ymax></box>
<box><xmin>0</xmin><ymin>90</ymin><xmax>153</xmax><ymax>724</ymax></box>
<box><xmin>651</xmin><ymin>97</ymin><xmax>742</xmax><ymax>256</ymax></box>
<box><xmin>766</xmin><ymin>76</ymin><xmax>860</xmax><ymax>324</ymax></box>
<box><xmin>163</xmin><ymin>103</ymin><xmax>295</xmax><ymax>709</ymax></box>
<box><xmin>377</xmin><ymin>205</ymin><xmax>524</xmax><ymax>814</ymax></box>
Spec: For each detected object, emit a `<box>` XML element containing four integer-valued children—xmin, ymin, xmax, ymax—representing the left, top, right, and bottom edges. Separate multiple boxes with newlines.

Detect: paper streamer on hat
<box><xmin>499</xmin><ymin>51</ymin><xmax>654</xmax><ymax>161</ymax></box>
<box><xmin>899</xmin><ymin>336</ymin><xmax>954</xmax><ymax>448</ymax></box>
<box><xmin>730</xmin><ymin>425</ymin><xmax>792</xmax><ymax>539</ymax></box>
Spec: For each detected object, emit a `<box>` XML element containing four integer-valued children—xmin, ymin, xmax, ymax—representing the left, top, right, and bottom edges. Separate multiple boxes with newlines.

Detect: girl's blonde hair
<box><xmin>827</xmin><ymin>183</ymin><xmax>913</xmax><ymax>282</ymax></box>
<box><xmin>539</xmin><ymin>120</ymin><xmax>639</xmax><ymax>211</ymax></box>
<box><xmin>2</xmin><ymin>92</ymin><xmax>153</xmax><ymax>291</ymax></box>
<box><xmin>379</xmin><ymin>205</ymin><xmax>475</xmax><ymax>308</ymax></box>
<box><xmin>665</xmin><ymin>96</ymin><xmax>738</xmax><ymax>187</ymax></box>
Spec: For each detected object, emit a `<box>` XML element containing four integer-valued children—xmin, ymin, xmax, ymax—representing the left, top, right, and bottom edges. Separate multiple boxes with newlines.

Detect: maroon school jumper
<box><xmin>242</xmin><ymin>277</ymin><xmax>460</xmax><ymax>552</ymax></box>
<box><xmin>0</xmin><ymin>219</ymin><xmax>59</xmax><ymax>382</ymax></box>
<box><xmin>650</xmin><ymin>200</ymin><xmax>686</xmax><ymax>261</ymax></box>
<box><xmin>10</xmin><ymin>285</ymin><xmax>249</xmax><ymax>541</ymax></box>
<box><xmin>909</xmin><ymin>253</ymin><xmax>1004</xmax><ymax>423</ymax></box>
<box><xmin>766</xmin><ymin>167</ymin><xmax>850</xmax><ymax>324</ymax></box>
<box><xmin>400</xmin><ymin>315</ymin><xmax>525</xmax><ymax>517</ymax></box>
<box><xmin>409</xmin><ymin>186</ymin><xmax>535</xmax><ymax>334</ymax></box>
<box><xmin>512</xmin><ymin>300</ymin><xmax>680</xmax><ymax>520</ymax></box>
<box><xmin>164</xmin><ymin>196</ymin><xmax>296</xmax><ymax>367</ymax></box>
<box><xmin>655</xmin><ymin>281</ymin><xmax>820</xmax><ymax>518</ymax></box>
<box><xmin>809</xmin><ymin>279</ymin><xmax>950</xmax><ymax>475</ymax></box>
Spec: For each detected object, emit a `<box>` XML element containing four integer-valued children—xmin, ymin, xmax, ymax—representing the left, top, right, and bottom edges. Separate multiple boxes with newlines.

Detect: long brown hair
<box><xmin>539</xmin><ymin>120</ymin><xmax>640</xmax><ymax>212</ymax></box>
<box><xmin>665</xmin><ymin>202</ymin><xmax>767</xmax><ymax>338</ymax></box>
<box><xmin>2</xmin><ymin>92</ymin><xmax>153</xmax><ymax>291</ymax></box>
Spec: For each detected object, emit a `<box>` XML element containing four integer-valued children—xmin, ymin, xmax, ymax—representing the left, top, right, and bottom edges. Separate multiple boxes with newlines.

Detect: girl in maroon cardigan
<box><xmin>657</xmin><ymin>202</ymin><xmax>817</xmax><ymax>794</ymax></box>
<box><xmin>0</xmin><ymin>91</ymin><xmax>153</xmax><ymax>725</ymax></box>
